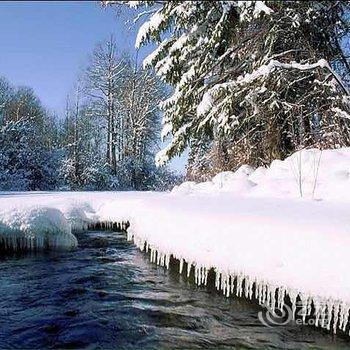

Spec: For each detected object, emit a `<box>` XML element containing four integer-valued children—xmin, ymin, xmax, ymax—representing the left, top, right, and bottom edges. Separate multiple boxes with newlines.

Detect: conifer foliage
<box><xmin>0</xmin><ymin>78</ymin><xmax>60</xmax><ymax>190</ymax></box>
<box><xmin>109</xmin><ymin>1</ymin><xmax>350</xmax><ymax>178</ymax></box>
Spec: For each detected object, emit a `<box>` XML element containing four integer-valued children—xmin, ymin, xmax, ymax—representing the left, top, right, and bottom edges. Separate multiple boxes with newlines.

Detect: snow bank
<box><xmin>0</xmin><ymin>192</ymin><xmax>144</xmax><ymax>251</ymax></box>
<box><xmin>1</xmin><ymin>148</ymin><xmax>350</xmax><ymax>333</ymax></box>
<box><xmin>97</xmin><ymin>194</ymin><xmax>350</xmax><ymax>334</ymax></box>
<box><xmin>62</xmin><ymin>201</ymin><xmax>98</xmax><ymax>232</ymax></box>
<box><xmin>172</xmin><ymin>148</ymin><xmax>350</xmax><ymax>201</ymax></box>
<box><xmin>0</xmin><ymin>207</ymin><xmax>77</xmax><ymax>251</ymax></box>
<box><xmin>99</xmin><ymin>148</ymin><xmax>350</xmax><ymax>334</ymax></box>
<box><xmin>0</xmin><ymin>192</ymin><xmax>118</xmax><ymax>251</ymax></box>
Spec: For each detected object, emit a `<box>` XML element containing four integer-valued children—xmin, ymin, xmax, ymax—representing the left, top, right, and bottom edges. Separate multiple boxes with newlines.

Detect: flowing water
<box><xmin>0</xmin><ymin>231</ymin><xmax>348</xmax><ymax>349</ymax></box>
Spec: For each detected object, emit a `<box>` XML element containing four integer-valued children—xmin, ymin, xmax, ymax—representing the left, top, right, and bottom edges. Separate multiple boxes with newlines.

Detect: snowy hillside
<box><xmin>1</xmin><ymin>147</ymin><xmax>350</xmax><ymax>334</ymax></box>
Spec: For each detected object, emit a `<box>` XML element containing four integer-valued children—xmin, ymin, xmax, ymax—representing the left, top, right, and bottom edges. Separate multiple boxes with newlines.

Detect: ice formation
<box><xmin>1</xmin><ymin>147</ymin><xmax>350</xmax><ymax>333</ymax></box>
<box><xmin>122</xmin><ymin>227</ymin><xmax>350</xmax><ymax>335</ymax></box>
<box><xmin>0</xmin><ymin>206</ymin><xmax>77</xmax><ymax>250</ymax></box>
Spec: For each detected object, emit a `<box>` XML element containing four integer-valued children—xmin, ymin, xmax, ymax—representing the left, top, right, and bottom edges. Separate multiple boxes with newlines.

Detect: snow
<box><xmin>96</xmin><ymin>188</ymin><xmax>350</xmax><ymax>334</ymax></box>
<box><xmin>0</xmin><ymin>206</ymin><xmax>77</xmax><ymax>251</ymax></box>
<box><xmin>238</xmin><ymin>1</ymin><xmax>273</xmax><ymax>21</ymax></box>
<box><xmin>135</xmin><ymin>11</ymin><xmax>165</xmax><ymax>49</ymax></box>
<box><xmin>253</xmin><ymin>1</ymin><xmax>274</xmax><ymax>18</ymax></box>
<box><xmin>171</xmin><ymin>148</ymin><xmax>350</xmax><ymax>201</ymax></box>
<box><xmin>197</xmin><ymin>91</ymin><xmax>214</xmax><ymax>116</ymax></box>
<box><xmin>332</xmin><ymin>107</ymin><xmax>350</xmax><ymax>120</ymax></box>
<box><xmin>197</xmin><ymin>58</ymin><xmax>342</xmax><ymax>118</ymax></box>
<box><xmin>2</xmin><ymin>148</ymin><xmax>350</xmax><ymax>333</ymax></box>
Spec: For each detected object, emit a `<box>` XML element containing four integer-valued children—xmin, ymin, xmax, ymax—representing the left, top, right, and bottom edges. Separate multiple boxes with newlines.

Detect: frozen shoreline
<box><xmin>1</xmin><ymin>148</ymin><xmax>350</xmax><ymax>334</ymax></box>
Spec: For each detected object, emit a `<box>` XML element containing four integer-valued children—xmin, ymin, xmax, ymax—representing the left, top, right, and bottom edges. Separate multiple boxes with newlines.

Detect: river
<box><xmin>0</xmin><ymin>231</ymin><xmax>348</xmax><ymax>349</ymax></box>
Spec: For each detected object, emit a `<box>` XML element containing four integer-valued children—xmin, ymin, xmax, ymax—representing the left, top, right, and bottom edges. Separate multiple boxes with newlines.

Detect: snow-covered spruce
<box><xmin>108</xmin><ymin>1</ymin><xmax>350</xmax><ymax>175</ymax></box>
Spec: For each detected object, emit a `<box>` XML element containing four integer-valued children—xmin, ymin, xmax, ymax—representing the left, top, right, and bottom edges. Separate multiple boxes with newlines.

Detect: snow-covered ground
<box><xmin>1</xmin><ymin>147</ymin><xmax>350</xmax><ymax>334</ymax></box>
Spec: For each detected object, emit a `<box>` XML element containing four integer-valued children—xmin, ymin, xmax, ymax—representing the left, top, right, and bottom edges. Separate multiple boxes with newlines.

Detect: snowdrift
<box><xmin>0</xmin><ymin>206</ymin><xmax>77</xmax><ymax>251</ymax></box>
<box><xmin>1</xmin><ymin>148</ymin><xmax>350</xmax><ymax>333</ymax></box>
<box><xmin>172</xmin><ymin>147</ymin><xmax>350</xmax><ymax>201</ymax></box>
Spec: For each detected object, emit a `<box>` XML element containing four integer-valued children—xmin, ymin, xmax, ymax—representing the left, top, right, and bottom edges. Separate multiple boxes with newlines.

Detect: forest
<box><xmin>110</xmin><ymin>1</ymin><xmax>350</xmax><ymax>181</ymax></box>
<box><xmin>0</xmin><ymin>37</ymin><xmax>178</xmax><ymax>191</ymax></box>
<box><xmin>1</xmin><ymin>0</ymin><xmax>350</xmax><ymax>190</ymax></box>
<box><xmin>2</xmin><ymin>2</ymin><xmax>350</xmax><ymax>347</ymax></box>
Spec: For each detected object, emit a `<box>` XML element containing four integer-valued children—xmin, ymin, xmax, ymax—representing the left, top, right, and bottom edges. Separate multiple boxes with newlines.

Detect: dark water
<box><xmin>0</xmin><ymin>231</ymin><xmax>348</xmax><ymax>350</ymax></box>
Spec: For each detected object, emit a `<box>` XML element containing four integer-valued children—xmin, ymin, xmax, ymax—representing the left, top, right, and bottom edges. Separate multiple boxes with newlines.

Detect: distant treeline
<box><xmin>0</xmin><ymin>38</ymin><xmax>180</xmax><ymax>191</ymax></box>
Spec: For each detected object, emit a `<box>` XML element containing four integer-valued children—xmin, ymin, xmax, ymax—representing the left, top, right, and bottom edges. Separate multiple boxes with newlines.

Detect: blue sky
<box><xmin>0</xmin><ymin>1</ymin><xmax>186</xmax><ymax>172</ymax></box>
<box><xmin>0</xmin><ymin>1</ymin><xmax>138</xmax><ymax>114</ymax></box>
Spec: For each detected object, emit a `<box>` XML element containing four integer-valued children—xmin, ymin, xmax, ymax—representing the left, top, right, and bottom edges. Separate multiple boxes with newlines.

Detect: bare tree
<box><xmin>83</xmin><ymin>37</ymin><xmax>167</xmax><ymax>188</ymax></box>
<box><xmin>85</xmin><ymin>36</ymin><xmax>126</xmax><ymax>174</ymax></box>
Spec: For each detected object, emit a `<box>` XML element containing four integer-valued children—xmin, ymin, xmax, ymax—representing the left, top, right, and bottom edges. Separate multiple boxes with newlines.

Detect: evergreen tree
<box><xmin>0</xmin><ymin>77</ymin><xmax>60</xmax><ymax>190</ymax></box>
<box><xmin>109</xmin><ymin>1</ymin><xmax>350</xmax><ymax>174</ymax></box>
<box><xmin>0</xmin><ymin>118</ymin><xmax>59</xmax><ymax>190</ymax></box>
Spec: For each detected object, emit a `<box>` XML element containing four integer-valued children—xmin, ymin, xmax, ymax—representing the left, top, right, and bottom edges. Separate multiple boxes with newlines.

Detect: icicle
<box><xmin>220</xmin><ymin>274</ymin><xmax>225</xmax><ymax>295</ymax></box>
<box><xmin>314</xmin><ymin>298</ymin><xmax>321</xmax><ymax>327</ymax></box>
<box><xmin>299</xmin><ymin>294</ymin><xmax>307</xmax><ymax>323</ymax></box>
<box><xmin>225</xmin><ymin>276</ymin><xmax>230</xmax><ymax>297</ymax></box>
<box><xmin>248</xmin><ymin>278</ymin><xmax>253</xmax><ymax>299</ymax></box>
<box><xmin>127</xmin><ymin>230</ymin><xmax>133</xmax><ymax>241</ymax></box>
<box><xmin>326</xmin><ymin>301</ymin><xmax>333</xmax><ymax>331</ymax></box>
<box><xmin>179</xmin><ymin>259</ymin><xmax>184</xmax><ymax>274</ymax></box>
<box><xmin>288</xmin><ymin>291</ymin><xmax>297</xmax><ymax>320</ymax></box>
<box><xmin>333</xmin><ymin>302</ymin><xmax>340</xmax><ymax>334</ymax></box>
<box><xmin>269</xmin><ymin>286</ymin><xmax>276</xmax><ymax>313</ymax></box>
<box><xmin>280</xmin><ymin>287</ymin><xmax>286</xmax><ymax>310</ymax></box>
<box><xmin>223</xmin><ymin>274</ymin><xmax>227</xmax><ymax>295</ymax></box>
<box><xmin>306</xmin><ymin>296</ymin><xmax>312</xmax><ymax>316</ymax></box>
<box><xmin>263</xmin><ymin>284</ymin><xmax>268</xmax><ymax>304</ymax></box>
<box><xmin>187</xmin><ymin>262</ymin><xmax>191</xmax><ymax>278</ymax></box>
<box><xmin>219</xmin><ymin>273</ymin><xmax>224</xmax><ymax>292</ymax></box>
<box><xmin>215</xmin><ymin>271</ymin><xmax>219</xmax><ymax>289</ymax></box>
<box><xmin>230</xmin><ymin>274</ymin><xmax>235</xmax><ymax>295</ymax></box>
<box><xmin>201</xmin><ymin>267</ymin><xmax>206</xmax><ymax>285</ymax></box>
<box><xmin>266</xmin><ymin>285</ymin><xmax>271</xmax><ymax>307</ymax></box>
<box><xmin>257</xmin><ymin>281</ymin><xmax>262</xmax><ymax>304</ymax></box>
<box><xmin>165</xmin><ymin>254</ymin><xmax>170</xmax><ymax>269</ymax></box>
<box><xmin>236</xmin><ymin>274</ymin><xmax>242</xmax><ymax>297</ymax></box>
<box><xmin>194</xmin><ymin>266</ymin><xmax>198</xmax><ymax>285</ymax></box>
<box><xmin>219</xmin><ymin>273</ymin><xmax>224</xmax><ymax>294</ymax></box>
<box><xmin>320</xmin><ymin>301</ymin><xmax>327</xmax><ymax>328</ymax></box>
<box><xmin>204</xmin><ymin>268</ymin><xmax>208</xmax><ymax>286</ymax></box>
<box><xmin>342</xmin><ymin>304</ymin><xmax>350</xmax><ymax>332</ymax></box>
<box><xmin>220</xmin><ymin>273</ymin><xmax>225</xmax><ymax>295</ymax></box>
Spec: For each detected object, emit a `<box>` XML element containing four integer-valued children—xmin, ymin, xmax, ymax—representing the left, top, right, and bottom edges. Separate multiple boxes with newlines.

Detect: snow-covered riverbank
<box><xmin>1</xmin><ymin>147</ymin><xmax>350</xmax><ymax>334</ymax></box>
